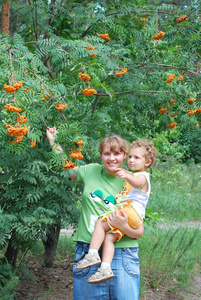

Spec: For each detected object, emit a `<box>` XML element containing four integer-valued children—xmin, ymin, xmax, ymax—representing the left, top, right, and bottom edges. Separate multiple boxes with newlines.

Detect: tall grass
<box><xmin>148</xmin><ymin>160</ymin><xmax>201</xmax><ymax>221</ymax></box>
<box><xmin>139</xmin><ymin>226</ymin><xmax>201</xmax><ymax>293</ymax></box>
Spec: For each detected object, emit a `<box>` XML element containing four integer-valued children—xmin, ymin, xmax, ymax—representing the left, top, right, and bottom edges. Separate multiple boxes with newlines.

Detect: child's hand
<box><xmin>115</xmin><ymin>168</ymin><xmax>128</xmax><ymax>179</ymax></box>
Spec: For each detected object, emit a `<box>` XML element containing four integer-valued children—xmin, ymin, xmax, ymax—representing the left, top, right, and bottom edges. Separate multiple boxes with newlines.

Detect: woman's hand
<box><xmin>46</xmin><ymin>127</ymin><xmax>58</xmax><ymax>145</ymax></box>
<box><xmin>108</xmin><ymin>209</ymin><xmax>128</xmax><ymax>229</ymax></box>
<box><xmin>108</xmin><ymin>209</ymin><xmax>144</xmax><ymax>239</ymax></box>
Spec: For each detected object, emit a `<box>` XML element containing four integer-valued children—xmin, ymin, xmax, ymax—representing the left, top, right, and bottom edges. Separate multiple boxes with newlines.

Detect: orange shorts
<box><xmin>103</xmin><ymin>203</ymin><xmax>142</xmax><ymax>241</ymax></box>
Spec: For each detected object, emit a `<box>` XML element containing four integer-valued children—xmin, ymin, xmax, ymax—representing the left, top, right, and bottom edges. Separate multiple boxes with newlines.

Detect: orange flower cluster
<box><xmin>140</xmin><ymin>18</ymin><xmax>147</xmax><ymax>22</ymax></box>
<box><xmin>5</xmin><ymin>103</ymin><xmax>22</xmax><ymax>112</ymax></box>
<box><xmin>176</xmin><ymin>15</ymin><xmax>189</xmax><ymax>23</ymax></box>
<box><xmin>165</xmin><ymin>74</ymin><xmax>175</xmax><ymax>83</ymax></box>
<box><xmin>55</xmin><ymin>103</ymin><xmax>67</xmax><ymax>110</ymax></box>
<box><xmin>4</xmin><ymin>81</ymin><xmax>23</xmax><ymax>92</ymax></box>
<box><xmin>63</xmin><ymin>160</ymin><xmax>77</xmax><ymax>169</ymax></box>
<box><xmin>82</xmin><ymin>88</ymin><xmax>97</xmax><ymax>96</ymax></box>
<box><xmin>90</xmin><ymin>53</ymin><xmax>97</xmax><ymax>57</ymax></box>
<box><xmin>177</xmin><ymin>75</ymin><xmax>184</xmax><ymax>81</ymax></box>
<box><xmin>152</xmin><ymin>31</ymin><xmax>165</xmax><ymax>40</ymax></box>
<box><xmin>86</xmin><ymin>46</ymin><xmax>95</xmax><ymax>50</ymax></box>
<box><xmin>98</xmin><ymin>33</ymin><xmax>110</xmax><ymax>41</ymax></box>
<box><xmin>187</xmin><ymin>98</ymin><xmax>196</xmax><ymax>103</ymax></box>
<box><xmin>188</xmin><ymin>108</ymin><xmax>201</xmax><ymax>116</ymax></box>
<box><xmin>159</xmin><ymin>108</ymin><xmax>167</xmax><ymax>113</ymax></box>
<box><xmin>170</xmin><ymin>99</ymin><xmax>176</xmax><ymax>107</ymax></box>
<box><xmin>30</xmin><ymin>139</ymin><xmax>36</xmax><ymax>148</ymax></box>
<box><xmin>167</xmin><ymin>122</ymin><xmax>177</xmax><ymax>129</ymax></box>
<box><xmin>115</xmin><ymin>68</ymin><xmax>127</xmax><ymax>76</ymax></box>
<box><xmin>6</xmin><ymin>123</ymin><xmax>29</xmax><ymax>137</ymax></box>
<box><xmin>70</xmin><ymin>140</ymin><xmax>83</xmax><ymax>159</ymax></box>
<box><xmin>16</xmin><ymin>115</ymin><xmax>27</xmax><ymax>124</ymax></box>
<box><xmin>79</xmin><ymin>73</ymin><xmax>91</xmax><ymax>82</ymax></box>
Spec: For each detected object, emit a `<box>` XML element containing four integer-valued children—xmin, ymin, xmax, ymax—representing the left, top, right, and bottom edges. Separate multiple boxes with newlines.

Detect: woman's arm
<box><xmin>46</xmin><ymin>127</ymin><xmax>79</xmax><ymax>180</ymax></box>
<box><xmin>108</xmin><ymin>209</ymin><xmax>144</xmax><ymax>239</ymax></box>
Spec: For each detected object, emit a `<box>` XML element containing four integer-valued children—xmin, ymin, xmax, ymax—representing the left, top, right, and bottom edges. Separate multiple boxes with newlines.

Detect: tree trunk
<box><xmin>42</xmin><ymin>223</ymin><xmax>61</xmax><ymax>268</ymax></box>
<box><xmin>4</xmin><ymin>235</ymin><xmax>19</xmax><ymax>267</ymax></box>
<box><xmin>1</xmin><ymin>0</ymin><xmax>10</xmax><ymax>34</ymax></box>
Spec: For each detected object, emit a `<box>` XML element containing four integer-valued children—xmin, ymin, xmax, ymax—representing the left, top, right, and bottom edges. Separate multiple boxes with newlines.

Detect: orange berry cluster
<box><xmin>90</xmin><ymin>53</ymin><xmax>97</xmax><ymax>57</ymax></box>
<box><xmin>6</xmin><ymin>123</ymin><xmax>29</xmax><ymax>137</ymax></box>
<box><xmin>55</xmin><ymin>103</ymin><xmax>67</xmax><ymax>110</ymax></box>
<box><xmin>16</xmin><ymin>115</ymin><xmax>27</xmax><ymax>124</ymax></box>
<box><xmin>152</xmin><ymin>31</ymin><xmax>165</xmax><ymax>40</ymax></box>
<box><xmin>170</xmin><ymin>99</ymin><xmax>176</xmax><ymax>107</ymax></box>
<box><xmin>165</xmin><ymin>74</ymin><xmax>175</xmax><ymax>83</ymax></box>
<box><xmin>63</xmin><ymin>140</ymin><xmax>84</xmax><ymax>169</ymax></box>
<box><xmin>187</xmin><ymin>98</ymin><xmax>196</xmax><ymax>103</ymax></box>
<box><xmin>5</xmin><ymin>103</ymin><xmax>22</xmax><ymax>112</ymax></box>
<box><xmin>42</xmin><ymin>94</ymin><xmax>51</xmax><ymax>101</ymax></box>
<box><xmin>79</xmin><ymin>73</ymin><xmax>91</xmax><ymax>82</ymax></box>
<box><xmin>177</xmin><ymin>75</ymin><xmax>184</xmax><ymax>81</ymax></box>
<box><xmin>86</xmin><ymin>46</ymin><xmax>95</xmax><ymax>50</ymax></box>
<box><xmin>70</xmin><ymin>140</ymin><xmax>83</xmax><ymax>159</ymax></box>
<box><xmin>63</xmin><ymin>160</ymin><xmax>77</xmax><ymax>170</ymax></box>
<box><xmin>159</xmin><ymin>108</ymin><xmax>167</xmax><ymax>113</ymax></box>
<box><xmin>167</xmin><ymin>122</ymin><xmax>177</xmax><ymax>129</ymax></box>
<box><xmin>30</xmin><ymin>139</ymin><xmax>36</xmax><ymax>148</ymax></box>
<box><xmin>98</xmin><ymin>33</ymin><xmax>110</xmax><ymax>41</ymax></box>
<box><xmin>176</xmin><ymin>15</ymin><xmax>189</xmax><ymax>23</ymax></box>
<box><xmin>4</xmin><ymin>81</ymin><xmax>23</xmax><ymax>92</ymax></box>
<box><xmin>140</xmin><ymin>18</ymin><xmax>147</xmax><ymax>22</ymax></box>
<box><xmin>82</xmin><ymin>88</ymin><xmax>97</xmax><ymax>96</ymax></box>
<box><xmin>115</xmin><ymin>68</ymin><xmax>127</xmax><ymax>76</ymax></box>
<box><xmin>187</xmin><ymin>108</ymin><xmax>201</xmax><ymax>116</ymax></box>
<box><xmin>9</xmin><ymin>136</ymin><xmax>24</xmax><ymax>145</ymax></box>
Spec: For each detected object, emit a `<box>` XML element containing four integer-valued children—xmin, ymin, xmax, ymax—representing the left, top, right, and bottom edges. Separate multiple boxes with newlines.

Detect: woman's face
<box><xmin>101</xmin><ymin>145</ymin><xmax>126</xmax><ymax>176</ymax></box>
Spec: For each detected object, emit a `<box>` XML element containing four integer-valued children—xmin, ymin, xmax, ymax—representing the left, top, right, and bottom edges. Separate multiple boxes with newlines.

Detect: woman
<box><xmin>46</xmin><ymin>127</ymin><xmax>144</xmax><ymax>300</ymax></box>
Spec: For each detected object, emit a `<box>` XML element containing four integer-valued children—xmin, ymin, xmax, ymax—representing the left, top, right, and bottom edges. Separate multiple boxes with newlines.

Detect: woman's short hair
<box><xmin>99</xmin><ymin>135</ymin><xmax>129</xmax><ymax>155</ymax></box>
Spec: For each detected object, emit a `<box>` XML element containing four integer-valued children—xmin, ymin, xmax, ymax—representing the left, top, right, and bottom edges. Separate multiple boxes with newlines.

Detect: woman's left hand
<box><xmin>108</xmin><ymin>209</ymin><xmax>128</xmax><ymax>231</ymax></box>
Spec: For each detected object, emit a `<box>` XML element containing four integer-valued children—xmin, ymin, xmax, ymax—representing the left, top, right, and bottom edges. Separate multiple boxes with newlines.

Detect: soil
<box><xmin>16</xmin><ymin>228</ymin><xmax>201</xmax><ymax>300</ymax></box>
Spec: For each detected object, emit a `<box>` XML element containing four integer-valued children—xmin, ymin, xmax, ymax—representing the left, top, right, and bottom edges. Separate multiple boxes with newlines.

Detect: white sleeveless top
<box><xmin>119</xmin><ymin>172</ymin><xmax>151</xmax><ymax>219</ymax></box>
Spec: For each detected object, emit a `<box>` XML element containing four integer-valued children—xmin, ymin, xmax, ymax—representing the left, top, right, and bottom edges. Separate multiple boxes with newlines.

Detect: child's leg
<box><xmin>102</xmin><ymin>232</ymin><xmax>119</xmax><ymax>264</ymax></box>
<box><xmin>89</xmin><ymin>218</ymin><xmax>111</xmax><ymax>250</ymax></box>
<box><xmin>75</xmin><ymin>219</ymin><xmax>110</xmax><ymax>269</ymax></box>
<box><xmin>87</xmin><ymin>233</ymin><xmax>118</xmax><ymax>284</ymax></box>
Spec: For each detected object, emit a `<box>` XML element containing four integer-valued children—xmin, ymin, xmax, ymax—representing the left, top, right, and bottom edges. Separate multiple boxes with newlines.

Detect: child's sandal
<box><xmin>75</xmin><ymin>253</ymin><xmax>101</xmax><ymax>269</ymax></box>
<box><xmin>87</xmin><ymin>267</ymin><xmax>114</xmax><ymax>284</ymax></box>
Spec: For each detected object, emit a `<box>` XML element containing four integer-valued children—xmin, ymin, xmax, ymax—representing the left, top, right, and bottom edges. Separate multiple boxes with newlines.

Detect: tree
<box><xmin>0</xmin><ymin>1</ymin><xmax>201</xmax><ymax>295</ymax></box>
<box><xmin>1</xmin><ymin>0</ymin><xmax>10</xmax><ymax>34</ymax></box>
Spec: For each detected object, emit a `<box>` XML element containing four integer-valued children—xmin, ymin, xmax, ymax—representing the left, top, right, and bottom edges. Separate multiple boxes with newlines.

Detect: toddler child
<box><xmin>75</xmin><ymin>139</ymin><xmax>157</xmax><ymax>284</ymax></box>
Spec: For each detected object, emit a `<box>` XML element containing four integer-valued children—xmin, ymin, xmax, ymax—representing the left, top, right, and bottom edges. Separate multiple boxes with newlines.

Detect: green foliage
<box><xmin>0</xmin><ymin>260</ymin><xmax>19</xmax><ymax>300</ymax></box>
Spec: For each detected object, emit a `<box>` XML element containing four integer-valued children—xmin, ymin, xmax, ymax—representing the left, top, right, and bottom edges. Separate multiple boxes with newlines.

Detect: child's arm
<box><xmin>115</xmin><ymin>168</ymin><xmax>147</xmax><ymax>190</ymax></box>
<box><xmin>46</xmin><ymin>127</ymin><xmax>78</xmax><ymax>180</ymax></box>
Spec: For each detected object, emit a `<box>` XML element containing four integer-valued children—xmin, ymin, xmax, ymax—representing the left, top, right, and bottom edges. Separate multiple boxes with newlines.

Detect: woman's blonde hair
<box><xmin>99</xmin><ymin>135</ymin><xmax>129</xmax><ymax>155</ymax></box>
<box><xmin>130</xmin><ymin>139</ymin><xmax>157</xmax><ymax>167</ymax></box>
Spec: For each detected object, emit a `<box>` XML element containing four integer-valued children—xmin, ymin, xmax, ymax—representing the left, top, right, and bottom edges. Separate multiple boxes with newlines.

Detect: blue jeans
<box><xmin>73</xmin><ymin>242</ymin><xmax>140</xmax><ymax>300</ymax></box>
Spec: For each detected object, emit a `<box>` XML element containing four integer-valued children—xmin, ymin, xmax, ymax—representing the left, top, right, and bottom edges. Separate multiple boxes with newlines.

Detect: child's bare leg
<box><xmin>102</xmin><ymin>232</ymin><xmax>119</xmax><ymax>264</ymax></box>
<box><xmin>90</xmin><ymin>219</ymin><xmax>110</xmax><ymax>250</ymax></box>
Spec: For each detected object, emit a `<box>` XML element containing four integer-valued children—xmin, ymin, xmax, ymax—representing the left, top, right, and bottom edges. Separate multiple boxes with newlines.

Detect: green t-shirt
<box><xmin>73</xmin><ymin>163</ymin><xmax>138</xmax><ymax>248</ymax></box>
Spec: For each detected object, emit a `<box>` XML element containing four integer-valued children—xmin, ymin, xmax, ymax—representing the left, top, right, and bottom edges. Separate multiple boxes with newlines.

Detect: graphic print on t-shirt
<box><xmin>88</xmin><ymin>189</ymin><xmax>116</xmax><ymax>232</ymax></box>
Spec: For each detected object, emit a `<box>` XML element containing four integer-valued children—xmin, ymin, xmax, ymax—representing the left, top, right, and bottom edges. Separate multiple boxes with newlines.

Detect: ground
<box><xmin>16</xmin><ymin>228</ymin><xmax>201</xmax><ymax>300</ymax></box>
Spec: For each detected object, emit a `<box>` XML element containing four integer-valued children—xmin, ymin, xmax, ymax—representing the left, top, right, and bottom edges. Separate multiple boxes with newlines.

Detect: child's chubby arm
<box><xmin>46</xmin><ymin>127</ymin><xmax>78</xmax><ymax>180</ymax></box>
<box><xmin>115</xmin><ymin>168</ymin><xmax>147</xmax><ymax>190</ymax></box>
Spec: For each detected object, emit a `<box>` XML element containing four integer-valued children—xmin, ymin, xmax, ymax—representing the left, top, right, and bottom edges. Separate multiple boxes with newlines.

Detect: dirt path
<box><xmin>16</xmin><ymin>224</ymin><xmax>201</xmax><ymax>300</ymax></box>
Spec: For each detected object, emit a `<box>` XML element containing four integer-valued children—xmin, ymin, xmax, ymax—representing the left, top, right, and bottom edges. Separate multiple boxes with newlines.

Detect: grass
<box><xmin>148</xmin><ymin>161</ymin><xmax>201</xmax><ymax>222</ymax></box>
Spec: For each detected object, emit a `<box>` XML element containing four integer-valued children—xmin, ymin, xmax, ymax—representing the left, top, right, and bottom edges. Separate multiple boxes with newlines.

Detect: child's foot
<box><xmin>75</xmin><ymin>253</ymin><xmax>101</xmax><ymax>269</ymax></box>
<box><xmin>87</xmin><ymin>267</ymin><xmax>114</xmax><ymax>284</ymax></box>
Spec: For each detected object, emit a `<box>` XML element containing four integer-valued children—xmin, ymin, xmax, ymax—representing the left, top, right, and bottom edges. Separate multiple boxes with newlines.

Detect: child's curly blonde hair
<box><xmin>130</xmin><ymin>139</ymin><xmax>157</xmax><ymax>167</ymax></box>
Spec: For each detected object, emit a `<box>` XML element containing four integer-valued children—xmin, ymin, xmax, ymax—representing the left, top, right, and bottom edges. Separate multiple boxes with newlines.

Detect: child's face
<box><xmin>127</xmin><ymin>147</ymin><xmax>150</xmax><ymax>172</ymax></box>
<box><xmin>101</xmin><ymin>145</ymin><xmax>126</xmax><ymax>176</ymax></box>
